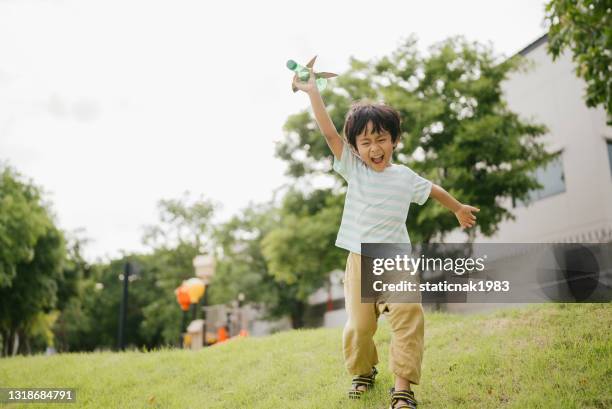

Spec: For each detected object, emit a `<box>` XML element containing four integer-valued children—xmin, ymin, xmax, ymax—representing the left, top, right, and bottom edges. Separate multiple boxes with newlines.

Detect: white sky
<box><xmin>0</xmin><ymin>0</ymin><xmax>548</xmax><ymax>262</ymax></box>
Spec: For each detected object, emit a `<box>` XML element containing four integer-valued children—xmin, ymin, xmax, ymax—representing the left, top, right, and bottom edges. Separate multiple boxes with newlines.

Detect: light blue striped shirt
<box><xmin>333</xmin><ymin>142</ymin><xmax>433</xmax><ymax>255</ymax></box>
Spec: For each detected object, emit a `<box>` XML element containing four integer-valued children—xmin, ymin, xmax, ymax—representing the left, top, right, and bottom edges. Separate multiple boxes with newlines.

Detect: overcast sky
<box><xmin>0</xmin><ymin>0</ymin><xmax>548</xmax><ymax>262</ymax></box>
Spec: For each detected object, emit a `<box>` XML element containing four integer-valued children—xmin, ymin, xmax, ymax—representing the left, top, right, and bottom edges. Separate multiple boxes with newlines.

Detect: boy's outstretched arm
<box><xmin>293</xmin><ymin>69</ymin><xmax>343</xmax><ymax>160</ymax></box>
<box><xmin>429</xmin><ymin>184</ymin><xmax>480</xmax><ymax>230</ymax></box>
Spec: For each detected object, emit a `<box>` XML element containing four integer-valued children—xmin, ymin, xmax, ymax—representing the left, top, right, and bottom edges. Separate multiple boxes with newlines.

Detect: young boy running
<box><xmin>292</xmin><ymin>66</ymin><xmax>479</xmax><ymax>409</ymax></box>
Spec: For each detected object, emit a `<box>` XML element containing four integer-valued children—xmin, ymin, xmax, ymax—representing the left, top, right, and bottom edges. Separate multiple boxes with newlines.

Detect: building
<box><xmin>445</xmin><ymin>34</ymin><xmax>612</xmax><ymax>245</ymax></box>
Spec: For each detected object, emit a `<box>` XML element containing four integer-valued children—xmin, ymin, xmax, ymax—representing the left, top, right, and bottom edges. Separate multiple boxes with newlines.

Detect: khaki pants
<box><xmin>342</xmin><ymin>252</ymin><xmax>425</xmax><ymax>385</ymax></box>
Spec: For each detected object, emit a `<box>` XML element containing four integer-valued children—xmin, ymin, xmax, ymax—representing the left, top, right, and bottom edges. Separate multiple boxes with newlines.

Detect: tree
<box><xmin>279</xmin><ymin>36</ymin><xmax>553</xmax><ymax>244</ymax></box>
<box><xmin>261</xmin><ymin>189</ymin><xmax>346</xmax><ymax>328</ymax></box>
<box><xmin>0</xmin><ymin>166</ymin><xmax>51</xmax><ymax>288</ymax></box>
<box><xmin>211</xmin><ymin>203</ymin><xmax>276</xmax><ymax>305</ymax></box>
<box><xmin>545</xmin><ymin>0</ymin><xmax>612</xmax><ymax>123</ymax></box>
<box><xmin>137</xmin><ymin>244</ymin><xmax>200</xmax><ymax>347</ymax></box>
<box><xmin>138</xmin><ymin>192</ymin><xmax>218</xmax><ymax>346</ymax></box>
<box><xmin>210</xmin><ymin>203</ymin><xmax>300</xmax><ymax>326</ymax></box>
<box><xmin>210</xmin><ymin>192</ymin><xmax>346</xmax><ymax>329</ymax></box>
<box><xmin>0</xmin><ymin>165</ymin><xmax>65</xmax><ymax>356</ymax></box>
<box><xmin>52</xmin><ymin>229</ymin><xmax>91</xmax><ymax>352</ymax></box>
<box><xmin>142</xmin><ymin>191</ymin><xmax>217</xmax><ymax>252</ymax></box>
<box><xmin>51</xmin><ymin>193</ymin><xmax>219</xmax><ymax>352</ymax></box>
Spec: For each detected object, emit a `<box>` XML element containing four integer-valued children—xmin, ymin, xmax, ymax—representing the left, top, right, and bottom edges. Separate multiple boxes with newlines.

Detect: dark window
<box><xmin>607</xmin><ymin>140</ymin><xmax>612</xmax><ymax>177</ymax></box>
<box><xmin>516</xmin><ymin>153</ymin><xmax>566</xmax><ymax>207</ymax></box>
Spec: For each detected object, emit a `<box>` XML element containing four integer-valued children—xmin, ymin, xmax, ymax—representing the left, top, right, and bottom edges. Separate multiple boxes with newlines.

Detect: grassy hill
<box><xmin>1</xmin><ymin>303</ymin><xmax>610</xmax><ymax>408</ymax></box>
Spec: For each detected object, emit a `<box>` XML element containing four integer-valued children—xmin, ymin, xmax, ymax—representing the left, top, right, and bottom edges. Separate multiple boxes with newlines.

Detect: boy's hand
<box><xmin>455</xmin><ymin>204</ymin><xmax>480</xmax><ymax>229</ymax></box>
<box><xmin>292</xmin><ymin>68</ymin><xmax>317</xmax><ymax>94</ymax></box>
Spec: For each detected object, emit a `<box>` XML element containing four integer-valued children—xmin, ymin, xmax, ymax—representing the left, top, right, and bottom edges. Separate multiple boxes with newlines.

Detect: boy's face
<box><xmin>355</xmin><ymin>121</ymin><xmax>397</xmax><ymax>172</ymax></box>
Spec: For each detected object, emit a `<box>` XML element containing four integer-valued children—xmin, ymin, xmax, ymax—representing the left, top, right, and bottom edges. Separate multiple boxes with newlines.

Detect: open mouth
<box><xmin>371</xmin><ymin>155</ymin><xmax>384</xmax><ymax>164</ymax></box>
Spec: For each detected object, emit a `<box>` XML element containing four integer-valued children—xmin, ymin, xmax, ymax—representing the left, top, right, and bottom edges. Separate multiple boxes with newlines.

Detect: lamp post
<box><xmin>118</xmin><ymin>261</ymin><xmax>138</xmax><ymax>351</ymax></box>
<box><xmin>237</xmin><ymin>292</ymin><xmax>245</xmax><ymax>335</ymax></box>
<box><xmin>193</xmin><ymin>255</ymin><xmax>215</xmax><ymax>346</ymax></box>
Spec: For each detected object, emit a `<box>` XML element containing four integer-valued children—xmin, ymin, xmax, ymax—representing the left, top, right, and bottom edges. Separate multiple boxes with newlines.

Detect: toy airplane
<box><xmin>288</xmin><ymin>55</ymin><xmax>338</xmax><ymax>93</ymax></box>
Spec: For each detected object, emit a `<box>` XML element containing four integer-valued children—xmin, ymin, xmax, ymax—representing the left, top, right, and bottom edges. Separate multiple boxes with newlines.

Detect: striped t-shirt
<box><xmin>333</xmin><ymin>142</ymin><xmax>433</xmax><ymax>255</ymax></box>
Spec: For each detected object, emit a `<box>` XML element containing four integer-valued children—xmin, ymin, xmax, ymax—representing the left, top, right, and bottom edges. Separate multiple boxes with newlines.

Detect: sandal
<box><xmin>389</xmin><ymin>387</ymin><xmax>418</xmax><ymax>409</ymax></box>
<box><xmin>347</xmin><ymin>366</ymin><xmax>378</xmax><ymax>399</ymax></box>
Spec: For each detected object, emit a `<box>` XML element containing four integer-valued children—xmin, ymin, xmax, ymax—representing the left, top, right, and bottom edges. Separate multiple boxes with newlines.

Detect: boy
<box><xmin>292</xmin><ymin>67</ymin><xmax>479</xmax><ymax>409</ymax></box>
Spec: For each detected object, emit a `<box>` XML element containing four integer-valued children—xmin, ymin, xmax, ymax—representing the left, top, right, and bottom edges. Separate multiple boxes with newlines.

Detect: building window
<box><xmin>607</xmin><ymin>140</ymin><xmax>612</xmax><ymax>177</ymax></box>
<box><xmin>515</xmin><ymin>153</ymin><xmax>566</xmax><ymax>207</ymax></box>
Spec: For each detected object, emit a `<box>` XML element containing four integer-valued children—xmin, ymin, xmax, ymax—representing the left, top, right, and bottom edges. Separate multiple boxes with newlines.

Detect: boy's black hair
<box><xmin>343</xmin><ymin>101</ymin><xmax>401</xmax><ymax>150</ymax></box>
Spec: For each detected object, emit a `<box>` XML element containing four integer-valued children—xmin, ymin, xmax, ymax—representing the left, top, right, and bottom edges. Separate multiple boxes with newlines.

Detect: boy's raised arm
<box><xmin>293</xmin><ymin>69</ymin><xmax>344</xmax><ymax>160</ymax></box>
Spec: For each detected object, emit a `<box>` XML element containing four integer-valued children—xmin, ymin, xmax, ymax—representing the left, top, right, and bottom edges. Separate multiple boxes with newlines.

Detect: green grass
<box><xmin>1</xmin><ymin>303</ymin><xmax>611</xmax><ymax>408</ymax></box>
